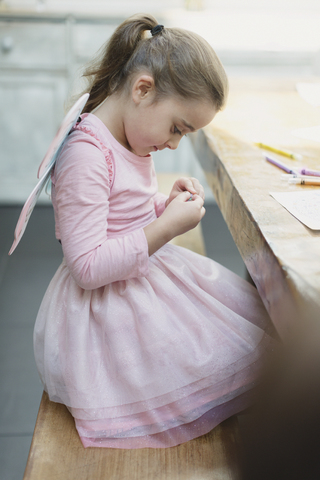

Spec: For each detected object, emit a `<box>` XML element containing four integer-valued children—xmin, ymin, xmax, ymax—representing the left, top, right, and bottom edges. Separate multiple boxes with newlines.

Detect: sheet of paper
<box><xmin>270</xmin><ymin>190</ymin><xmax>320</xmax><ymax>230</ymax></box>
<box><xmin>292</xmin><ymin>124</ymin><xmax>320</xmax><ymax>144</ymax></box>
<box><xmin>296</xmin><ymin>82</ymin><xmax>320</xmax><ymax>107</ymax></box>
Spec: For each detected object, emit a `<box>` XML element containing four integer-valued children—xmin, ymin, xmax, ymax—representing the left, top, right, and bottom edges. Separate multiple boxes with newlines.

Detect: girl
<box><xmin>34</xmin><ymin>13</ymin><xmax>273</xmax><ymax>449</ymax></box>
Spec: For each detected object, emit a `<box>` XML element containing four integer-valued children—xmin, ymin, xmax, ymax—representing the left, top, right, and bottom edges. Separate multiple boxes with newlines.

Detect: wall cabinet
<box><xmin>0</xmin><ymin>14</ymin><xmax>119</xmax><ymax>204</ymax></box>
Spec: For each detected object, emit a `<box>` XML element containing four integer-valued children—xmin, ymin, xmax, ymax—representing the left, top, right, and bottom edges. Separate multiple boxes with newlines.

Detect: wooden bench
<box><xmin>23</xmin><ymin>173</ymin><xmax>240</xmax><ymax>480</ymax></box>
<box><xmin>24</xmin><ymin>391</ymin><xmax>240</xmax><ymax>480</ymax></box>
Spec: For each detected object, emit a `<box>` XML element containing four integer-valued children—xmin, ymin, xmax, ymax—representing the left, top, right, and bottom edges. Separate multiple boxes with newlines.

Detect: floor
<box><xmin>0</xmin><ymin>203</ymin><xmax>246</xmax><ymax>480</ymax></box>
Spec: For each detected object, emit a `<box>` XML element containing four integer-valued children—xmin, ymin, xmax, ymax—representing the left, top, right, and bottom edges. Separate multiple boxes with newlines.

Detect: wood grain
<box><xmin>191</xmin><ymin>76</ymin><xmax>320</xmax><ymax>339</ymax></box>
<box><xmin>24</xmin><ymin>392</ymin><xmax>240</xmax><ymax>480</ymax></box>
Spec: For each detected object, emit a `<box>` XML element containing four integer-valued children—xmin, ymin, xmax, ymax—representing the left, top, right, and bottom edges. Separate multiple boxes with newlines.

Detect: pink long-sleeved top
<box><xmin>51</xmin><ymin>113</ymin><xmax>167</xmax><ymax>290</ymax></box>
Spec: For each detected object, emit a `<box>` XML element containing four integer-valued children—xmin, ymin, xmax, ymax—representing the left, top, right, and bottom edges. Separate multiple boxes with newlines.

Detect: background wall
<box><xmin>1</xmin><ymin>0</ymin><xmax>320</xmax><ymax>204</ymax></box>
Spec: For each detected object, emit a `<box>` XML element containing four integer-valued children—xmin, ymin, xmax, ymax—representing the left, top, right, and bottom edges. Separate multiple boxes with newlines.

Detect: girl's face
<box><xmin>123</xmin><ymin>76</ymin><xmax>217</xmax><ymax>157</ymax></box>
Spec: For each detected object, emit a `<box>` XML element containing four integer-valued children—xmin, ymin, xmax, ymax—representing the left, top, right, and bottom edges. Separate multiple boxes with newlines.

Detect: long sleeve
<box><xmin>153</xmin><ymin>192</ymin><xmax>168</xmax><ymax>217</ymax></box>
<box><xmin>52</xmin><ymin>135</ymin><xmax>150</xmax><ymax>290</ymax></box>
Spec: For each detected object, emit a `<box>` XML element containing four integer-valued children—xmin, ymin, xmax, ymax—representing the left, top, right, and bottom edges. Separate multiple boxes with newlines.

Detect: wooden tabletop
<box><xmin>191</xmin><ymin>76</ymin><xmax>320</xmax><ymax>339</ymax></box>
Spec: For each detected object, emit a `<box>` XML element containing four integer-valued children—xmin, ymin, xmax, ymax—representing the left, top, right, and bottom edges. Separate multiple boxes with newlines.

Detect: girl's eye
<box><xmin>174</xmin><ymin>126</ymin><xmax>182</xmax><ymax>136</ymax></box>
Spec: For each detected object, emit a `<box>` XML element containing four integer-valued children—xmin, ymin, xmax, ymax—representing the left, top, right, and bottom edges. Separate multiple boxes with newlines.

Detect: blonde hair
<box><xmin>80</xmin><ymin>13</ymin><xmax>228</xmax><ymax>113</ymax></box>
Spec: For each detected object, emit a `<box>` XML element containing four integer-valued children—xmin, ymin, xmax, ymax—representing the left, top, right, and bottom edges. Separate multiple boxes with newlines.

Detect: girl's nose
<box><xmin>166</xmin><ymin>137</ymin><xmax>181</xmax><ymax>150</ymax></box>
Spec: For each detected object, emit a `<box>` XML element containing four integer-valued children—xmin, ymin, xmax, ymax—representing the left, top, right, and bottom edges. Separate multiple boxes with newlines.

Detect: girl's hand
<box><xmin>162</xmin><ymin>190</ymin><xmax>206</xmax><ymax>238</ymax></box>
<box><xmin>144</xmin><ymin>190</ymin><xmax>205</xmax><ymax>256</ymax></box>
<box><xmin>165</xmin><ymin>177</ymin><xmax>205</xmax><ymax>207</ymax></box>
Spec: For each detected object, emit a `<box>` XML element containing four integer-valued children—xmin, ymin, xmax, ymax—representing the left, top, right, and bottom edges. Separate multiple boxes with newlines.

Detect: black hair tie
<box><xmin>151</xmin><ymin>25</ymin><xmax>164</xmax><ymax>36</ymax></box>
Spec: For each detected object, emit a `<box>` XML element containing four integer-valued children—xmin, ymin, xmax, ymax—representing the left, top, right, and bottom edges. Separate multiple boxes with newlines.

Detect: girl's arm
<box><xmin>53</xmin><ymin>136</ymin><xmax>205</xmax><ymax>289</ymax></box>
<box><xmin>53</xmin><ymin>136</ymin><xmax>150</xmax><ymax>290</ymax></box>
<box><xmin>152</xmin><ymin>191</ymin><xmax>168</xmax><ymax>217</ymax></box>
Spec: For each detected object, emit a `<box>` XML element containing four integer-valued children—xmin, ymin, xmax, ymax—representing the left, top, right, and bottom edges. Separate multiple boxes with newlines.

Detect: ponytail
<box><xmin>81</xmin><ymin>14</ymin><xmax>158</xmax><ymax>113</ymax></box>
<box><xmin>79</xmin><ymin>13</ymin><xmax>228</xmax><ymax>114</ymax></box>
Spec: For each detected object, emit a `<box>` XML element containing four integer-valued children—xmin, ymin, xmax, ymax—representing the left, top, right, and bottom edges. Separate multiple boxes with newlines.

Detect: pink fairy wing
<box><xmin>8</xmin><ymin>165</ymin><xmax>52</xmax><ymax>255</ymax></box>
<box><xmin>37</xmin><ymin>93</ymin><xmax>89</xmax><ymax>178</ymax></box>
<box><xmin>8</xmin><ymin>93</ymin><xmax>89</xmax><ymax>255</ymax></box>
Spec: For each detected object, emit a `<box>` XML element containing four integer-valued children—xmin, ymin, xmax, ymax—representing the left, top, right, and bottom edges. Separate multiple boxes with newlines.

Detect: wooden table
<box><xmin>191</xmin><ymin>77</ymin><xmax>320</xmax><ymax>339</ymax></box>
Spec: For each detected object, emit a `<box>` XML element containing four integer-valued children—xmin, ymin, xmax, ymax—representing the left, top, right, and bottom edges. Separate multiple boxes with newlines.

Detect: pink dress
<box><xmin>34</xmin><ymin>113</ymin><xmax>273</xmax><ymax>449</ymax></box>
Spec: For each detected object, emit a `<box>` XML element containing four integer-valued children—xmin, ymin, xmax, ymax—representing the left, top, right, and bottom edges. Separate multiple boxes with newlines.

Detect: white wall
<box><xmin>4</xmin><ymin>0</ymin><xmax>320</xmax><ymax>11</ymax></box>
<box><xmin>1</xmin><ymin>1</ymin><xmax>320</xmax><ymax>203</ymax></box>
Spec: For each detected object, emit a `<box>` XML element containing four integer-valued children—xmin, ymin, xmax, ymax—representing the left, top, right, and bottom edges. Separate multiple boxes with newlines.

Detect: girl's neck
<box><xmin>93</xmin><ymin>94</ymin><xmax>131</xmax><ymax>151</ymax></box>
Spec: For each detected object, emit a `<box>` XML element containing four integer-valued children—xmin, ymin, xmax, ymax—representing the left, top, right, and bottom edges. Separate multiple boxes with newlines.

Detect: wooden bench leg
<box><xmin>24</xmin><ymin>392</ymin><xmax>240</xmax><ymax>480</ymax></box>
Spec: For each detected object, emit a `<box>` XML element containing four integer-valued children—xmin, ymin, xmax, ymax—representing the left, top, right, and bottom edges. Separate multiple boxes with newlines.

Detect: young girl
<box><xmin>34</xmin><ymin>13</ymin><xmax>273</xmax><ymax>449</ymax></box>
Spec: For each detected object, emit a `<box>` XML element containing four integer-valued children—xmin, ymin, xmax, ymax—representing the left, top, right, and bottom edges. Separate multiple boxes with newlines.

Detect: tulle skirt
<box><xmin>34</xmin><ymin>244</ymin><xmax>273</xmax><ymax>448</ymax></box>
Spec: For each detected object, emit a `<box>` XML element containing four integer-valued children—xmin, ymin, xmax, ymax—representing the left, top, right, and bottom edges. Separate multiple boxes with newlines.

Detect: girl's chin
<box><xmin>139</xmin><ymin>148</ymin><xmax>155</xmax><ymax>156</ymax></box>
<box><xmin>134</xmin><ymin>145</ymin><xmax>158</xmax><ymax>156</ymax></box>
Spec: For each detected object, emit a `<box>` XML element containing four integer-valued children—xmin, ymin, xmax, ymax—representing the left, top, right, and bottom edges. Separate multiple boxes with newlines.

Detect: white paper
<box><xmin>296</xmin><ymin>82</ymin><xmax>320</xmax><ymax>107</ymax></box>
<box><xmin>270</xmin><ymin>190</ymin><xmax>320</xmax><ymax>230</ymax></box>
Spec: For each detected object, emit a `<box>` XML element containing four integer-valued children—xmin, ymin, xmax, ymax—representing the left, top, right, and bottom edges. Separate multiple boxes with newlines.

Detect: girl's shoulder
<box><xmin>60</xmin><ymin>113</ymin><xmax>115</xmax><ymax>188</ymax></box>
<box><xmin>70</xmin><ymin>113</ymin><xmax>112</xmax><ymax>152</ymax></box>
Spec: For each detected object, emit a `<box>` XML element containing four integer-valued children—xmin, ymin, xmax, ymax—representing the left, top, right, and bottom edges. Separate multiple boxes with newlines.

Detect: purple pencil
<box><xmin>298</xmin><ymin>167</ymin><xmax>320</xmax><ymax>177</ymax></box>
<box><xmin>265</xmin><ymin>155</ymin><xmax>298</xmax><ymax>174</ymax></box>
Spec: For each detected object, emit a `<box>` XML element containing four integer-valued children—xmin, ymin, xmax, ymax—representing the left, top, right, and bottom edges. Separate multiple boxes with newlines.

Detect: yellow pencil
<box><xmin>254</xmin><ymin>142</ymin><xmax>303</xmax><ymax>161</ymax></box>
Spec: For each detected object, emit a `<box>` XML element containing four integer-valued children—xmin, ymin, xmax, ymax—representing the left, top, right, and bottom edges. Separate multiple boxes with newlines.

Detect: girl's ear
<box><xmin>132</xmin><ymin>75</ymin><xmax>155</xmax><ymax>104</ymax></box>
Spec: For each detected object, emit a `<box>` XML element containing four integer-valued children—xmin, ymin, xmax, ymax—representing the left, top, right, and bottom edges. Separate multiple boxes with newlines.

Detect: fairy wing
<box><xmin>37</xmin><ymin>93</ymin><xmax>89</xmax><ymax>178</ymax></box>
<box><xmin>8</xmin><ymin>93</ymin><xmax>89</xmax><ymax>255</ymax></box>
<box><xmin>8</xmin><ymin>163</ymin><xmax>53</xmax><ymax>255</ymax></box>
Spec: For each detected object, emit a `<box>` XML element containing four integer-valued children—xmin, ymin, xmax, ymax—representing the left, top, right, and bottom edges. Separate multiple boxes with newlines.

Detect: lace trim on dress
<box><xmin>71</xmin><ymin>113</ymin><xmax>115</xmax><ymax>189</ymax></box>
